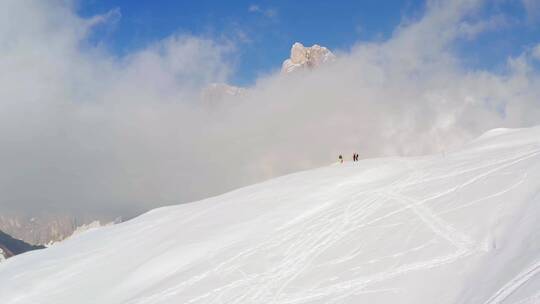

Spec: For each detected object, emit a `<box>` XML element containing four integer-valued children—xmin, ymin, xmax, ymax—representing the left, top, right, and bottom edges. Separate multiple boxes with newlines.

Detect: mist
<box><xmin>1</xmin><ymin>0</ymin><xmax>539</xmax><ymax>219</ymax></box>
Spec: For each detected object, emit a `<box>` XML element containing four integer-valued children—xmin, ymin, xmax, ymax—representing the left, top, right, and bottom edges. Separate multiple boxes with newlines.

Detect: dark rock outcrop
<box><xmin>0</xmin><ymin>230</ymin><xmax>45</xmax><ymax>260</ymax></box>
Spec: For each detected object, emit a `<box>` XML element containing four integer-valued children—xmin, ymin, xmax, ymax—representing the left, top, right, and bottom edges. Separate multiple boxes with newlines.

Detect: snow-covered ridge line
<box><xmin>1</xmin><ymin>126</ymin><xmax>540</xmax><ymax>304</ymax></box>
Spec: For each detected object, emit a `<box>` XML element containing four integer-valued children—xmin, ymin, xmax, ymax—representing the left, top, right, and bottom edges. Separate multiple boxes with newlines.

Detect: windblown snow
<box><xmin>1</xmin><ymin>127</ymin><xmax>540</xmax><ymax>304</ymax></box>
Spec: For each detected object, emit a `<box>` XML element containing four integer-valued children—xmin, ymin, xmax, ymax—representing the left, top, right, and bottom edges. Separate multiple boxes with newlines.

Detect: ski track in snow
<box><xmin>511</xmin><ymin>292</ymin><xmax>540</xmax><ymax>304</ymax></box>
<box><xmin>129</xmin><ymin>149</ymin><xmax>540</xmax><ymax>304</ymax></box>
<box><xmin>484</xmin><ymin>260</ymin><xmax>540</xmax><ymax>304</ymax></box>
<box><xmin>3</xmin><ymin>130</ymin><xmax>540</xmax><ymax>304</ymax></box>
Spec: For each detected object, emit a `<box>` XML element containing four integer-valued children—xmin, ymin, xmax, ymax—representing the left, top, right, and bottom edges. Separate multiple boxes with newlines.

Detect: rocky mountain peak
<box><xmin>281</xmin><ymin>42</ymin><xmax>336</xmax><ymax>73</ymax></box>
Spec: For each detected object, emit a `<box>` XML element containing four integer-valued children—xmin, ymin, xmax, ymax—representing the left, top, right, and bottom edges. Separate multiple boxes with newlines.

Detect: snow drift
<box><xmin>1</xmin><ymin>127</ymin><xmax>540</xmax><ymax>304</ymax></box>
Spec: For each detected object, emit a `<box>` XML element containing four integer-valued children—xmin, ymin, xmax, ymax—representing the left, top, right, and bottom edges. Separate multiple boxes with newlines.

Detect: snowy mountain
<box><xmin>0</xmin><ymin>230</ymin><xmax>44</xmax><ymax>261</ymax></box>
<box><xmin>281</xmin><ymin>42</ymin><xmax>336</xmax><ymax>73</ymax></box>
<box><xmin>1</xmin><ymin>126</ymin><xmax>540</xmax><ymax>303</ymax></box>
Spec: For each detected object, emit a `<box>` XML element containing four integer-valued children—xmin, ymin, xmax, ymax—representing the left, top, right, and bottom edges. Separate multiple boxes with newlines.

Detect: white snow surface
<box><xmin>1</xmin><ymin>127</ymin><xmax>540</xmax><ymax>304</ymax></box>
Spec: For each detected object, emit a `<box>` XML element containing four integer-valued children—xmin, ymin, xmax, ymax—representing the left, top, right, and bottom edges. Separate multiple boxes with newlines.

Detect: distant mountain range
<box><xmin>0</xmin><ymin>214</ymin><xmax>119</xmax><ymax>246</ymax></box>
<box><xmin>0</xmin><ymin>230</ymin><xmax>44</xmax><ymax>261</ymax></box>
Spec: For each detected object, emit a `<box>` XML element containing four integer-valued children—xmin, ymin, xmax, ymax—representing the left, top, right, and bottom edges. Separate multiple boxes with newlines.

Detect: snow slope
<box><xmin>1</xmin><ymin>127</ymin><xmax>540</xmax><ymax>304</ymax></box>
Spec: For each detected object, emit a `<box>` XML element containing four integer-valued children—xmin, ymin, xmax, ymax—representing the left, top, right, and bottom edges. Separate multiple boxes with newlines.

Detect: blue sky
<box><xmin>79</xmin><ymin>1</ymin><xmax>539</xmax><ymax>85</ymax></box>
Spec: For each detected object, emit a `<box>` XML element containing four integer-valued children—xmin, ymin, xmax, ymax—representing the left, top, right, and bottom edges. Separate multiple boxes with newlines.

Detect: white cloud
<box><xmin>523</xmin><ymin>0</ymin><xmax>540</xmax><ymax>22</ymax></box>
<box><xmin>85</xmin><ymin>7</ymin><xmax>122</xmax><ymax>29</ymax></box>
<box><xmin>457</xmin><ymin>14</ymin><xmax>509</xmax><ymax>39</ymax></box>
<box><xmin>248</xmin><ymin>4</ymin><xmax>261</xmax><ymax>13</ymax></box>
<box><xmin>532</xmin><ymin>44</ymin><xmax>540</xmax><ymax>60</ymax></box>
<box><xmin>248</xmin><ymin>4</ymin><xmax>277</xmax><ymax>18</ymax></box>
<box><xmin>1</xmin><ymin>0</ymin><xmax>540</xmax><ymax>221</ymax></box>
<box><xmin>0</xmin><ymin>0</ymin><xmax>232</xmax><ymax>217</ymax></box>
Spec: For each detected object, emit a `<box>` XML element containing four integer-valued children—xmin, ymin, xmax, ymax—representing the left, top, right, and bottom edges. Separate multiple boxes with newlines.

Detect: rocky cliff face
<box><xmin>281</xmin><ymin>42</ymin><xmax>336</xmax><ymax>73</ymax></box>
